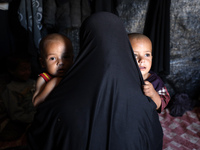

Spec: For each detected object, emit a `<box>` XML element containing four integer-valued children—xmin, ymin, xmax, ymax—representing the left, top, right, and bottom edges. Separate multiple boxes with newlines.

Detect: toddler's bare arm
<box><xmin>33</xmin><ymin>77</ymin><xmax>62</xmax><ymax>107</ymax></box>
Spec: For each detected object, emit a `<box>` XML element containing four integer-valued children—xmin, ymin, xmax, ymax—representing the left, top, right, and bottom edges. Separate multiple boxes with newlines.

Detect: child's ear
<box><xmin>39</xmin><ymin>57</ymin><xmax>46</xmax><ymax>68</ymax></box>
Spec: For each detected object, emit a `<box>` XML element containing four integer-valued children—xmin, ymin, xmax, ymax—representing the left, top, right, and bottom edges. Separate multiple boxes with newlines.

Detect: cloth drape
<box><xmin>18</xmin><ymin>0</ymin><xmax>43</xmax><ymax>50</ymax></box>
<box><xmin>90</xmin><ymin>0</ymin><xmax>119</xmax><ymax>15</ymax></box>
<box><xmin>28</xmin><ymin>12</ymin><xmax>163</xmax><ymax>150</ymax></box>
<box><xmin>42</xmin><ymin>0</ymin><xmax>91</xmax><ymax>33</ymax></box>
<box><xmin>143</xmin><ymin>0</ymin><xmax>171</xmax><ymax>76</ymax></box>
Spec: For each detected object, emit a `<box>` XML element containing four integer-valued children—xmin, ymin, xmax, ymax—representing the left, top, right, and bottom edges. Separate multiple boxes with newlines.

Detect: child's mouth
<box><xmin>139</xmin><ymin>66</ymin><xmax>146</xmax><ymax>70</ymax></box>
<box><xmin>58</xmin><ymin>69</ymin><xmax>65</xmax><ymax>73</ymax></box>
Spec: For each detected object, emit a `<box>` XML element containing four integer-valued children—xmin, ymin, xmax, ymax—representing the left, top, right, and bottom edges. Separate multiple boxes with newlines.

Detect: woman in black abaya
<box><xmin>28</xmin><ymin>12</ymin><xmax>163</xmax><ymax>150</ymax></box>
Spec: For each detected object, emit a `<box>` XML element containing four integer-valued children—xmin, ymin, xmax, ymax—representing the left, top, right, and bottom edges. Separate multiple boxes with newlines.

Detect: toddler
<box><xmin>128</xmin><ymin>33</ymin><xmax>170</xmax><ymax>112</ymax></box>
<box><xmin>32</xmin><ymin>33</ymin><xmax>74</xmax><ymax>106</ymax></box>
<box><xmin>0</xmin><ymin>54</ymin><xmax>36</xmax><ymax>140</ymax></box>
<box><xmin>1</xmin><ymin>54</ymin><xmax>36</xmax><ymax>123</ymax></box>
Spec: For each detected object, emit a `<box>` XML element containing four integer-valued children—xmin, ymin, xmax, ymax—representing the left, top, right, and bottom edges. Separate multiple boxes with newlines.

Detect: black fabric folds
<box><xmin>28</xmin><ymin>12</ymin><xmax>163</xmax><ymax>150</ymax></box>
<box><xmin>143</xmin><ymin>0</ymin><xmax>171</xmax><ymax>76</ymax></box>
<box><xmin>90</xmin><ymin>0</ymin><xmax>119</xmax><ymax>15</ymax></box>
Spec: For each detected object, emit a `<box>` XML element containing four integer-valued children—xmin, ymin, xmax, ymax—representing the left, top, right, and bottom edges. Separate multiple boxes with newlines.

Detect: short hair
<box><xmin>128</xmin><ymin>33</ymin><xmax>150</xmax><ymax>41</ymax></box>
<box><xmin>39</xmin><ymin>33</ymin><xmax>73</xmax><ymax>59</ymax></box>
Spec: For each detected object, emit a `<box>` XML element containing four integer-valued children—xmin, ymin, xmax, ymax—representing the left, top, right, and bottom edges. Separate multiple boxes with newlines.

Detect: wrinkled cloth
<box><xmin>90</xmin><ymin>0</ymin><xmax>119</xmax><ymax>15</ymax></box>
<box><xmin>143</xmin><ymin>0</ymin><xmax>171</xmax><ymax>76</ymax></box>
<box><xmin>42</xmin><ymin>0</ymin><xmax>91</xmax><ymax>32</ymax></box>
<box><xmin>0</xmin><ymin>3</ymin><xmax>9</xmax><ymax>10</ymax></box>
<box><xmin>18</xmin><ymin>0</ymin><xmax>43</xmax><ymax>49</ymax></box>
<box><xmin>28</xmin><ymin>12</ymin><xmax>163</xmax><ymax>150</ymax></box>
<box><xmin>169</xmin><ymin>93</ymin><xmax>194</xmax><ymax>117</ymax></box>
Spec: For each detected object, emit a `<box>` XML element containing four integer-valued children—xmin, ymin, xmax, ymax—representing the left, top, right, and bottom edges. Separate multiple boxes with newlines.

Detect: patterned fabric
<box><xmin>147</xmin><ymin>71</ymin><xmax>170</xmax><ymax>112</ymax></box>
<box><xmin>158</xmin><ymin>87</ymin><xmax>167</xmax><ymax>95</ymax></box>
<box><xmin>159</xmin><ymin>87</ymin><xmax>171</xmax><ymax>111</ymax></box>
<box><xmin>18</xmin><ymin>0</ymin><xmax>43</xmax><ymax>49</ymax></box>
<box><xmin>159</xmin><ymin>108</ymin><xmax>200</xmax><ymax>150</ymax></box>
<box><xmin>39</xmin><ymin>72</ymin><xmax>52</xmax><ymax>82</ymax></box>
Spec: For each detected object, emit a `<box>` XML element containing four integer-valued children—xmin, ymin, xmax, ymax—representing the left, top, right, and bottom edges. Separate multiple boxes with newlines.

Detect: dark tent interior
<box><xmin>0</xmin><ymin>0</ymin><xmax>199</xmax><ymax>149</ymax></box>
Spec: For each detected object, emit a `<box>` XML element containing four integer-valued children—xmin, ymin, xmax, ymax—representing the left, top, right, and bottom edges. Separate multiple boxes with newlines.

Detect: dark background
<box><xmin>0</xmin><ymin>0</ymin><xmax>199</xmax><ymax>103</ymax></box>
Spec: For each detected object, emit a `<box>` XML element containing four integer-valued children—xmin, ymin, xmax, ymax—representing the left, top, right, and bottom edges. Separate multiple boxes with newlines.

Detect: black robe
<box><xmin>28</xmin><ymin>12</ymin><xmax>163</xmax><ymax>150</ymax></box>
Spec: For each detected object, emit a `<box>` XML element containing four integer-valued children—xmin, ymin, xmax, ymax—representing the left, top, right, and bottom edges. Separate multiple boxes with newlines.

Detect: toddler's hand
<box><xmin>143</xmin><ymin>81</ymin><xmax>161</xmax><ymax>109</ymax></box>
<box><xmin>143</xmin><ymin>81</ymin><xmax>157</xmax><ymax>99</ymax></box>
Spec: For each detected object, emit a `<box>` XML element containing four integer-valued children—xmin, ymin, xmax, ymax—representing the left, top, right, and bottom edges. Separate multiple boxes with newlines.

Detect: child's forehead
<box><xmin>134</xmin><ymin>36</ymin><xmax>151</xmax><ymax>43</ymax></box>
<box><xmin>131</xmin><ymin>39</ymin><xmax>152</xmax><ymax>53</ymax></box>
<box><xmin>134</xmin><ymin>37</ymin><xmax>152</xmax><ymax>46</ymax></box>
<box><xmin>44</xmin><ymin>41</ymin><xmax>72</xmax><ymax>54</ymax></box>
<box><xmin>44</xmin><ymin>40</ymin><xmax>64</xmax><ymax>49</ymax></box>
<box><xmin>46</xmin><ymin>37</ymin><xmax>71</xmax><ymax>47</ymax></box>
<box><xmin>45</xmin><ymin>38</ymin><xmax>65</xmax><ymax>45</ymax></box>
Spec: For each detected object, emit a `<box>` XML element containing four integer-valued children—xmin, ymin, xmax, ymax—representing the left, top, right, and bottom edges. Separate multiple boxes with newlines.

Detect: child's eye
<box><xmin>145</xmin><ymin>54</ymin><xmax>151</xmax><ymax>57</ymax></box>
<box><xmin>49</xmin><ymin>57</ymin><xmax>56</xmax><ymax>61</ymax></box>
<box><xmin>134</xmin><ymin>54</ymin><xmax>138</xmax><ymax>58</ymax></box>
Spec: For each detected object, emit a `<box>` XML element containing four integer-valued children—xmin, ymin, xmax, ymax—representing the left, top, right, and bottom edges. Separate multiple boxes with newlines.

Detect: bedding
<box><xmin>159</xmin><ymin>107</ymin><xmax>200</xmax><ymax>150</ymax></box>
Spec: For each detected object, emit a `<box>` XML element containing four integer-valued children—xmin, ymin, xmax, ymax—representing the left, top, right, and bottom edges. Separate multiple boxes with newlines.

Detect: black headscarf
<box><xmin>28</xmin><ymin>12</ymin><xmax>163</xmax><ymax>150</ymax></box>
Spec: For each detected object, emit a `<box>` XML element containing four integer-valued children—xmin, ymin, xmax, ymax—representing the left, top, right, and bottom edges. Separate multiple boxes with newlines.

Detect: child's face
<box><xmin>130</xmin><ymin>38</ymin><xmax>152</xmax><ymax>80</ymax></box>
<box><xmin>42</xmin><ymin>40</ymin><xmax>73</xmax><ymax>77</ymax></box>
<box><xmin>12</xmin><ymin>62</ymin><xmax>31</xmax><ymax>81</ymax></box>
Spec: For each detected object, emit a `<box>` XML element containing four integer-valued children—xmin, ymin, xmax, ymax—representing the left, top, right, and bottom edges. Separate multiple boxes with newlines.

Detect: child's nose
<box><xmin>58</xmin><ymin>58</ymin><xmax>64</xmax><ymax>65</ymax></box>
<box><xmin>138</xmin><ymin>56</ymin><xmax>145</xmax><ymax>63</ymax></box>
